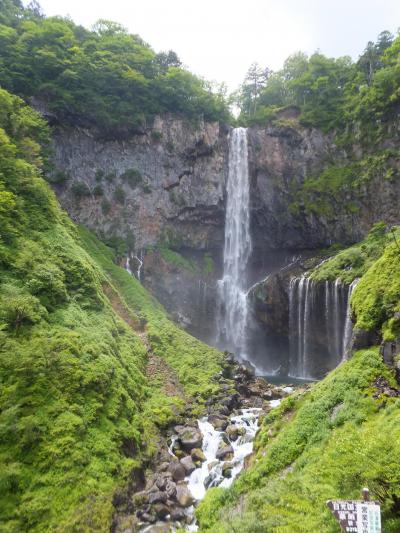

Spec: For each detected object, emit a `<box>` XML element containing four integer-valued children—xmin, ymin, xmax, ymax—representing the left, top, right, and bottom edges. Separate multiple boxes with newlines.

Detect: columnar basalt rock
<box><xmin>50</xmin><ymin>116</ymin><xmax>229</xmax><ymax>251</ymax></box>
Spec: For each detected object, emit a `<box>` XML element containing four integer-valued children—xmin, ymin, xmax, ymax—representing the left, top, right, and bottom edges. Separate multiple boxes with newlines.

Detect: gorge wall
<box><xmin>48</xmin><ymin>112</ymin><xmax>400</xmax><ymax>374</ymax></box>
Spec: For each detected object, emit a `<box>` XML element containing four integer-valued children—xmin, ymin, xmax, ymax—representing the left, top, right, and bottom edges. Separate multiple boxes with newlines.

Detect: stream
<box><xmin>141</xmin><ymin>397</ymin><xmax>288</xmax><ymax>532</ymax></box>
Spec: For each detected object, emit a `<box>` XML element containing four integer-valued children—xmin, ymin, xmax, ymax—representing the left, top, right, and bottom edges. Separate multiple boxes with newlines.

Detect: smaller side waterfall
<box><xmin>125</xmin><ymin>251</ymin><xmax>143</xmax><ymax>281</ymax></box>
<box><xmin>342</xmin><ymin>278</ymin><xmax>359</xmax><ymax>359</ymax></box>
<box><xmin>289</xmin><ymin>277</ymin><xmax>358</xmax><ymax>379</ymax></box>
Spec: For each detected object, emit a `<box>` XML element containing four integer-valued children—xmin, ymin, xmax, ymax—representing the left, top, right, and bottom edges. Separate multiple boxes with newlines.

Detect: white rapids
<box><xmin>185</xmin><ymin>408</ymin><xmax>261</xmax><ymax>531</ymax></box>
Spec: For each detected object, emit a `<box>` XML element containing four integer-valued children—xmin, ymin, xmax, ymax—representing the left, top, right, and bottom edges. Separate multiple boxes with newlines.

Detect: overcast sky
<box><xmin>34</xmin><ymin>0</ymin><xmax>400</xmax><ymax>91</ymax></box>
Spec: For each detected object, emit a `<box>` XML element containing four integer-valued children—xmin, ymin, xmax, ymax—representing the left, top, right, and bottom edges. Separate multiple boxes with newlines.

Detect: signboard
<box><xmin>327</xmin><ymin>500</ymin><xmax>381</xmax><ymax>533</ymax></box>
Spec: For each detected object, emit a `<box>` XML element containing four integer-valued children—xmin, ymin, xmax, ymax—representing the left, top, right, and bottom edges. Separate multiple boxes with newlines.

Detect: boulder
<box><xmin>219</xmin><ymin>394</ymin><xmax>240</xmax><ymax>410</ymax></box>
<box><xmin>157</xmin><ymin>461</ymin><xmax>170</xmax><ymax>473</ymax></box>
<box><xmin>139</xmin><ymin>512</ymin><xmax>156</xmax><ymax>524</ymax></box>
<box><xmin>176</xmin><ymin>484</ymin><xmax>195</xmax><ymax>507</ymax></box>
<box><xmin>170</xmin><ymin>507</ymin><xmax>186</xmax><ymax>521</ymax></box>
<box><xmin>226</xmin><ymin>424</ymin><xmax>245</xmax><ymax>441</ymax></box>
<box><xmin>222</xmin><ymin>462</ymin><xmax>233</xmax><ymax>478</ymax></box>
<box><xmin>179</xmin><ymin>428</ymin><xmax>203</xmax><ymax>451</ymax></box>
<box><xmin>168</xmin><ymin>461</ymin><xmax>186</xmax><ymax>482</ymax></box>
<box><xmin>204</xmin><ymin>471</ymin><xmax>220</xmax><ymax>489</ymax></box>
<box><xmin>165</xmin><ymin>480</ymin><xmax>177</xmax><ymax>499</ymax></box>
<box><xmin>216</xmin><ymin>444</ymin><xmax>234</xmax><ymax>461</ymax></box>
<box><xmin>152</xmin><ymin>503</ymin><xmax>170</xmax><ymax>520</ymax></box>
<box><xmin>208</xmin><ymin>414</ymin><xmax>229</xmax><ymax>431</ymax></box>
<box><xmin>180</xmin><ymin>455</ymin><xmax>196</xmax><ymax>475</ymax></box>
<box><xmin>131</xmin><ymin>490</ymin><xmax>149</xmax><ymax>506</ymax></box>
<box><xmin>155</xmin><ymin>473</ymin><xmax>171</xmax><ymax>491</ymax></box>
<box><xmin>149</xmin><ymin>491</ymin><xmax>168</xmax><ymax>505</ymax></box>
<box><xmin>191</xmin><ymin>448</ymin><xmax>206</xmax><ymax>463</ymax></box>
<box><xmin>207</xmin><ymin>460</ymin><xmax>219</xmax><ymax>471</ymax></box>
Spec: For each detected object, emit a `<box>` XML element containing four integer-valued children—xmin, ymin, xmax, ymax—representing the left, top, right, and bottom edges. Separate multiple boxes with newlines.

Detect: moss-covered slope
<box><xmin>0</xmin><ymin>88</ymin><xmax>224</xmax><ymax>531</ymax></box>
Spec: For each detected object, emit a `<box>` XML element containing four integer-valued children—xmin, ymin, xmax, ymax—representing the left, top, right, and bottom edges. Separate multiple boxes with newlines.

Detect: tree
<box><xmin>155</xmin><ymin>50</ymin><xmax>181</xmax><ymax>74</ymax></box>
<box><xmin>239</xmin><ymin>62</ymin><xmax>271</xmax><ymax>117</ymax></box>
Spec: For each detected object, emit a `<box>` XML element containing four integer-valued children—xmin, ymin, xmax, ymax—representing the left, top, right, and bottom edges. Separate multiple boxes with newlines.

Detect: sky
<box><xmin>33</xmin><ymin>0</ymin><xmax>400</xmax><ymax>91</ymax></box>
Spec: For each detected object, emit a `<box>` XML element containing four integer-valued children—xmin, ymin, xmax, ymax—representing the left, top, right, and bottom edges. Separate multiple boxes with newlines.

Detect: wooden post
<box><xmin>362</xmin><ymin>487</ymin><xmax>370</xmax><ymax>502</ymax></box>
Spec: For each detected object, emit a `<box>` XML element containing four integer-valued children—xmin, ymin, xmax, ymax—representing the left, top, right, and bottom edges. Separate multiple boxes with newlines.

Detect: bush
<box><xmin>114</xmin><ymin>186</ymin><xmax>126</xmax><ymax>205</ymax></box>
<box><xmin>93</xmin><ymin>185</ymin><xmax>104</xmax><ymax>196</ymax></box>
<box><xmin>120</xmin><ymin>168</ymin><xmax>143</xmax><ymax>188</ymax></box>
<box><xmin>70</xmin><ymin>182</ymin><xmax>91</xmax><ymax>199</ymax></box>
<box><xmin>0</xmin><ymin>284</ymin><xmax>47</xmax><ymax>331</ymax></box>
<box><xmin>101</xmin><ymin>199</ymin><xmax>112</xmax><ymax>215</ymax></box>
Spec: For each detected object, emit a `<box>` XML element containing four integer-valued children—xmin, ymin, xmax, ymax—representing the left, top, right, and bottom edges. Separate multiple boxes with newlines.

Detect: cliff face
<box><xmin>51</xmin><ymin>114</ymin><xmax>400</xmax><ymax>258</ymax></box>
<box><xmin>49</xmin><ymin>114</ymin><xmax>400</xmax><ymax>356</ymax></box>
<box><xmin>51</xmin><ymin>116</ymin><xmax>229</xmax><ymax>251</ymax></box>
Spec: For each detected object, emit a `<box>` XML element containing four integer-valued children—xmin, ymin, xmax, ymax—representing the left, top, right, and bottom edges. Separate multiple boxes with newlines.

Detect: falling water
<box><xmin>125</xmin><ymin>251</ymin><xmax>143</xmax><ymax>282</ymax></box>
<box><xmin>217</xmin><ymin>128</ymin><xmax>251</xmax><ymax>357</ymax></box>
<box><xmin>289</xmin><ymin>277</ymin><xmax>358</xmax><ymax>378</ymax></box>
<box><xmin>342</xmin><ymin>278</ymin><xmax>359</xmax><ymax>358</ymax></box>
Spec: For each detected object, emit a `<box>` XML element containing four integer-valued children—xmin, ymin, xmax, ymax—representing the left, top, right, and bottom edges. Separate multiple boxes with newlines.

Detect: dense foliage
<box><xmin>197</xmin><ymin>349</ymin><xmax>400</xmax><ymax>532</ymax></box>
<box><xmin>0</xmin><ymin>1</ymin><xmax>230</xmax><ymax>136</ymax></box>
<box><xmin>309</xmin><ymin>222</ymin><xmax>400</xmax><ymax>340</ymax></box>
<box><xmin>0</xmin><ymin>87</ymin><xmax>224</xmax><ymax>531</ymax></box>
<box><xmin>236</xmin><ymin>30</ymin><xmax>399</xmax><ymax>136</ymax></box>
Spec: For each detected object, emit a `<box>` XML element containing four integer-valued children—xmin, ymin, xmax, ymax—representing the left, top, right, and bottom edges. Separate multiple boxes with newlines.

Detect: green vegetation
<box><xmin>236</xmin><ymin>30</ymin><xmax>399</xmax><ymax>138</ymax></box>
<box><xmin>352</xmin><ymin>239</ymin><xmax>400</xmax><ymax>340</ymax></box>
<box><xmin>197</xmin><ymin>349</ymin><xmax>400</xmax><ymax>532</ymax></box>
<box><xmin>0</xmin><ymin>2</ymin><xmax>230</xmax><ymax>136</ymax></box>
<box><xmin>311</xmin><ymin>222</ymin><xmax>391</xmax><ymax>283</ymax></box>
<box><xmin>79</xmin><ymin>229</ymin><xmax>224</xmax><ymax>402</ymax></box>
<box><xmin>120</xmin><ymin>168</ymin><xmax>143</xmax><ymax>188</ymax></box>
<box><xmin>158</xmin><ymin>246</ymin><xmax>199</xmax><ymax>274</ymax></box>
<box><xmin>0</xmin><ymin>87</ymin><xmax>225</xmax><ymax>531</ymax></box>
<box><xmin>289</xmin><ymin>150</ymin><xmax>399</xmax><ymax>218</ymax></box>
<box><xmin>309</xmin><ymin>223</ymin><xmax>400</xmax><ymax>340</ymax></box>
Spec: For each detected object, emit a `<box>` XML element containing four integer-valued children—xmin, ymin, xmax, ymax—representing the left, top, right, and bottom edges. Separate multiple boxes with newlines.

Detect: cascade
<box><xmin>289</xmin><ymin>277</ymin><xmax>357</xmax><ymax>379</ymax></box>
<box><xmin>217</xmin><ymin>127</ymin><xmax>251</xmax><ymax>357</ymax></box>
<box><xmin>342</xmin><ymin>278</ymin><xmax>359</xmax><ymax>358</ymax></box>
<box><xmin>125</xmin><ymin>251</ymin><xmax>143</xmax><ymax>281</ymax></box>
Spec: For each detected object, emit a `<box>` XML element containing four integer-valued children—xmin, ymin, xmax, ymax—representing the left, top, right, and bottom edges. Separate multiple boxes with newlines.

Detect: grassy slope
<box><xmin>310</xmin><ymin>222</ymin><xmax>400</xmax><ymax>340</ymax></box>
<box><xmin>78</xmin><ymin>227</ymin><xmax>224</xmax><ymax>405</ymax></box>
<box><xmin>0</xmin><ymin>88</ymin><xmax>224</xmax><ymax>532</ymax></box>
<box><xmin>197</xmin><ymin>349</ymin><xmax>400</xmax><ymax>532</ymax></box>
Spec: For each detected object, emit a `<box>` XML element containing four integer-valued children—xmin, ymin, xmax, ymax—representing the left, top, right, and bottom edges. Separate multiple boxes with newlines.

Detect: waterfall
<box><xmin>217</xmin><ymin>127</ymin><xmax>251</xmax><ymax>357</ymax></box>
<box><xmin>289</xmin><ymin>277</ymin><xmax>357</xmax><ymax>379</ymax></box>
<box><xmin>125</xmin><ymin>251</ymin><xmax>143</xmax><ymax>282</ymax></box>
<box><xmin>342</xmin><ymin>278</ymin><xmax>359</xmax><ymax>358</ymax></box>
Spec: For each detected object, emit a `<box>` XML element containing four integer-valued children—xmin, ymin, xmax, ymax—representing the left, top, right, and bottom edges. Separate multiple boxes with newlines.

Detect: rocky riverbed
<box><xmin>113</xmin><ymin>357</ymin><xmax>299</xmax><ymax>532</ymax></box>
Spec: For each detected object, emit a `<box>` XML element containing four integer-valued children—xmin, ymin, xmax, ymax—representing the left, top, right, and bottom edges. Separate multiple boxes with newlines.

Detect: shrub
<box><xmin>101</xmin><ymin>199</ymin><xmax>112</xmax><ymax>215</ymax></box>
<box><xmin>0</xmin><ymin>284</ymin><xmax>47</xmax><ymax>330</ymax></box>
<box><xmin>95</xmin><ymin>169</ymin><xmax>105</xmax><ymax>182</ymax></box>
<box><xmin>114</xmin><ymin>186</ymin><xmax>126</xmax><ymax>205</ymax></box>
<box><xmin>151</xmin><ymin>131</ymin><xmax>162</xmax><ymax>142</ymax></box>
<box><xmin>120</xmin><ymin>168</ymin><xmax>143</xmax><ymax>188</ymax></box>
<box><xmin>70</xmin><ymin>182</ymin><xmax>91</xmax><ymax>199</ymax></box>
<box><xmin>93</xmin><ymin>185</ymin><xmax>104</xmax><ymax>196</ymax></box>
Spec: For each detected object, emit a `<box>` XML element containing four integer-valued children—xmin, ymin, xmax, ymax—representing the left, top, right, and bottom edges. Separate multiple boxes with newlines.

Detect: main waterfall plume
<box><xmin>217</xmin><ymin>127</ymin><xmax>251</xmax><ymax>357</ymax></box>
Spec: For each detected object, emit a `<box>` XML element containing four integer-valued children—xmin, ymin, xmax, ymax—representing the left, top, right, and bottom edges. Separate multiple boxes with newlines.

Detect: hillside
<box><xmin>0</xmin><ymin>87</ymin><xmax>224</xmax><ymax>531</ymax></box>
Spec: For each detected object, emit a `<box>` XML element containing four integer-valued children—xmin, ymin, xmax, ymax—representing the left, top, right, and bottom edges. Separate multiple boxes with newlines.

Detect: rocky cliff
<box><xmin>49</xmin><ymin>112</ymin><xmax>400</xmax><ymax>359</ymax></box>
<box><xmin>50</xmin><ymin>116</ymin><xmax>229</xmax><ymax>251</ymax></box>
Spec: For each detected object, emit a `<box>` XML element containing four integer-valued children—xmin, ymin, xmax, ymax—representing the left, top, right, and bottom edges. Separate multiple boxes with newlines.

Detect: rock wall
<box><xmin>51</xmin><ymin>116</ymin><xmax>229</xmax><ymax>251</ymax></box>
<box><xmin>49</xmin><ymin>113</ymin><xmax>400</xmax><ymax>366</ymax></box>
